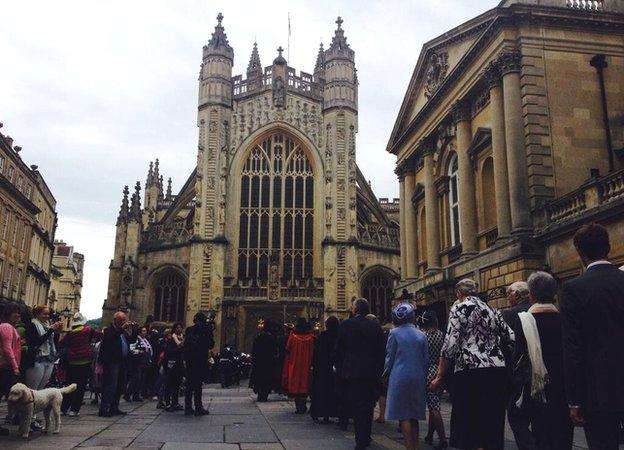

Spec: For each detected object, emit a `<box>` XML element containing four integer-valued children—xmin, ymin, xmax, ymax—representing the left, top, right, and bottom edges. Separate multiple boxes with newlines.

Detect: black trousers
<box><xmin>165</xmin><ymin>364</ymin><xmax>183</xmax><ymax>406</ymax></box>
<box><xmin>0</xmin><ymin>368</ymin><xmax>18</xmax><ymax>401</ymax></box>
<box><xmin>585</xmin><ymin>411</ymin><xmax>623</xmax><ymax>450</ymax></box>
<box><xmin>184</xmin><ymin>365</ymin><xmax>203</xmax><ymax>411</ymax></box>
<box><xmin>347</xmin><ymin>378</ymin><xmax>378</xmax><ymax>449</ymax></box>
<box><xmin>100</xmin><ymin>362</ymin><xmax>126</xmax><ymax>414</ymax></box>
<box><xmin>61</xmin><ymin>363</ymin><xmax>91</xmax><ymax>413</ymax></box>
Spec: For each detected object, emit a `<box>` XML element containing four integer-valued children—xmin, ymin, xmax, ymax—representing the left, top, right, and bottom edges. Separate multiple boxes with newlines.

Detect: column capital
<box><xmin>421</xmin><ymin>135</ymin><xmax>437</xmax><ymax>156</ymax></box>
<box><xmin>451</xmin><ymin>100</ymin><xmax>471</xmax><ymax>125</ymax></box>
<box><xmin>482</xmin><ymin>61</ymin><xmax>502</xmax><ymax>89</ymax></box>
<box><xmin>497</xmin><ymin>49</ymin><xmax>522</xmax><ymax>76</ymax></box>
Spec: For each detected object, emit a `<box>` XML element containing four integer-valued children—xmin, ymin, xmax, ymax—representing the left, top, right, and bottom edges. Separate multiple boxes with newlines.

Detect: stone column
<box><xmin>484</xmin><ymin>63</ymin><xmax>512</xmax><ymax>238</ymax></box>
<box><xmin>403</xmin><ymin>170</ymin><xmax>418</xmax><ymax>278</ymax></box>
<box><xmin>398</xmin><ymin>172</ymin><xmax>408</xmax><ymax>280</ymax></box>
<box><xmin>423</xmin><ymin>147</ymin><xmax>441</xmax><ymax>271</ymax></box>
<box><xmin>499</xmin><ymin>49</ymin><xmax>532</xmax><ymax>233</ymax></box>
<box><xmin>452</xmin><ymin>101</ymin><xmax>478</xmax><ymax>254</ymax></box>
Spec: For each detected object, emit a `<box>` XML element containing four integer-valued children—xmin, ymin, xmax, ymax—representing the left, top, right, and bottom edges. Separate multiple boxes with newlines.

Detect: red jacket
<box><xmin>59</xmin><ymin>325</ymin><xmax>100</xmax><ymax>364</ymax></box>
<box><xmin>282</xmin><ymin>332</ymin><xmax>315</xmax><ymax>395</ymax></box>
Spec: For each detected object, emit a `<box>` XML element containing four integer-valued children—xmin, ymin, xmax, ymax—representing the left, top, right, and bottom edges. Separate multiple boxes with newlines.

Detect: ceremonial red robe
<box><xmin>282</xmin><ymin>332</ymin><xmax>315</xmax><ymax>395</ymax></box>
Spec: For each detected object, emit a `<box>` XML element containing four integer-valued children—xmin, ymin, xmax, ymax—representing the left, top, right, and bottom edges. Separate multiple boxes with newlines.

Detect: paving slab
<box><xmin>161</xmin><ymin>444</ymin><xmax>238</xmax><ymax>450</ymax></box>
<box><xmin>224</xmin><ymin>424</ymin><xmax>278</xmax><ymax>443</ymax></box>
<box><xmin>135</xmin><ymin>423</ymin><xmax>224</xmax><ymax>443</ymax></box>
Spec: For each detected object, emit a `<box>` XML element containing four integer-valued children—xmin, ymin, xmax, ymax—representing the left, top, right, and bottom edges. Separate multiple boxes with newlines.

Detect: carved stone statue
<box><xmin>273</xmin><ymin>76</ymin><xmax>285</xmax><ymax>107</ymax></box>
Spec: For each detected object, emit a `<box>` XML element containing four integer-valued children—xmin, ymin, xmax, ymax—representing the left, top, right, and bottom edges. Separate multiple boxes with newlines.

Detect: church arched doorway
<box><xmin>152</xmin><ymin>269</ymin><xmax>186</xmax><ymax>323</ymax></box>
<box><xmin>361</xmin><ymin>268</ymin><xmax>396</xmax><ymax>324</ymax></box>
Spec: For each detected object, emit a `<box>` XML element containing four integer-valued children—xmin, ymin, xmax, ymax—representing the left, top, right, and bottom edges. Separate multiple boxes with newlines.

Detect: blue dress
<box><xmin>384</xmin><ymin>324</ymin><xmax>428</xmax><ymax>420</ymax></box>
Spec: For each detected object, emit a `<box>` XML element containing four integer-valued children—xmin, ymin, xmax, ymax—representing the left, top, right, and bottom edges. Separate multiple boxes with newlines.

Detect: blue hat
<box><xmin>392</xmin><ymin>303</ymin><xmax>415</xmax><ymax>325</ymax></box>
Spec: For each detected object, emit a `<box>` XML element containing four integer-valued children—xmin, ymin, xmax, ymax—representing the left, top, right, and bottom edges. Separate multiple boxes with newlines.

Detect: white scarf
<box><xmin>32</xmin><ymin>318</ymin><xmax>55</xmax><ymax>358</ymax></box>
<box><xmin>516</xmin><ymin>303</ymin><xmax>558</xmax><ymax>406</ymax></box>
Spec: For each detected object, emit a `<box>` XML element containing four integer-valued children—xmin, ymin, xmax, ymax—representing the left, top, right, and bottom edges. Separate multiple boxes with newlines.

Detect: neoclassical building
<box><xmin>388</xmin><ymin>0</ymin><xmax>624</xmax><ymax>320</ymax></box>
<box><xmin>103</xmin><ymin>15</ymin><xmax>400</xmax><ymax>349</ymax></box>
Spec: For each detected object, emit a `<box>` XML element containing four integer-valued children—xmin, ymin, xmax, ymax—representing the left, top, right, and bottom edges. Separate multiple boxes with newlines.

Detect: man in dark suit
<box><xmin>562</xmin><ymin>223</ymin><xmax>624</xmax><ymax>449</ymax></box>
<box><xmin>502</xmin><ymin>281</ymin><xmax>536</xmax><ymax>450</ymax></box>
<box><xmin>98</xmin><ymin>311</ymin><xmax>132</xmax><ymax>417</ymax></box>
<box><xmin>334</xmin><ymin>298</ymin><xmax>385</xmax><ymax>450</ymax></box>
<box><xmin>183</xmin><ymin>312</ymin><xmax>214</xmax><ymax>416</ymax></box>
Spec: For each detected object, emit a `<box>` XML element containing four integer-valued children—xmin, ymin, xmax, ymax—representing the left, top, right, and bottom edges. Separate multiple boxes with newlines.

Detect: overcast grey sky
<box><xmin>1</xmin><ymin>0</ymin><xmax>500</xmax><ymax>319</ymax></box>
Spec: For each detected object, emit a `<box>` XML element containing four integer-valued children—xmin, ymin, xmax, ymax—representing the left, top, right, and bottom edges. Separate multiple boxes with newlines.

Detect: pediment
<box><xmin>386</xmin><ymin>8</ymin><xmax>497</xmax><ymax>155</ymax></box>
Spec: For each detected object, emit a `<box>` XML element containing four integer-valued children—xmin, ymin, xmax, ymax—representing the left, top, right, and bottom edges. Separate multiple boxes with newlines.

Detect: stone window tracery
<box><xmin>238</xmin><ymin>132</ymin><xmax>314</xmax><ymax>285</ymax></box>
<box><xmin>153</xmin><ymin>270</ymin><xmax>186</xmax><ymax>322</ymax></box>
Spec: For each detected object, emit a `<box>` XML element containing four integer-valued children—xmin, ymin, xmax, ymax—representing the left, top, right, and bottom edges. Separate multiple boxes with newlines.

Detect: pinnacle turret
<box><xmin>154</xmin><ymin>158</ymin><xmax>160</xmax><ymax>181</ymax></box>
<box><xmin>166</xmin><ymin>177</ymin><xmax>172</xmax><ymax>200</ymax></box>
<box><xmin>314</xmin><ymin>42</ymin><xmax>325</xmax><ymax>82</ymax></box>
<box><xmin>117</xmin><ymin>186</ymin><xmax>130</xmax><ymax>225</ymax></box>
<box><xmin>203</xmin><ymin>12</ymin><xmax>233</xmax><ymax>60</ymax></box>
<box><xmin>130</xmin><ymin>181</ymin><xmax>142</xmax><ymax>221</ymax></box>
<box><xmin>247</xmin><ymin>42</ymin><xmax>263</xmax><ymax>79</ymax></box>
<box><xmin>327</xmin><ymin>16</ymin><xmax>354</xmax><ymax>61</ymax></box>
<box><xmin>147</xmin><ymin>161</ymin><xmax>154</xmax><ymax>186</ymax></box>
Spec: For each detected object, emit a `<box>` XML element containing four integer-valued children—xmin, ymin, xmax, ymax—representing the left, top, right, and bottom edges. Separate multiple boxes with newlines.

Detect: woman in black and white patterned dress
<box><xmin>421</xmin><ymin>310</ymin><xmax>447</xmax><ymax>449</ymax></box>
<box><xmin>430</xmin><ymin>278</ymin><xmax>514</xmax><ymax>450</ymax></box>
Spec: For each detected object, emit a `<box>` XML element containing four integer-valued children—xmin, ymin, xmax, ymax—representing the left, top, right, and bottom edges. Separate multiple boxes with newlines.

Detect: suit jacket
<box><xmin>561</xmin><ymin>264</ymin><xmax>624</xmax><ymax>413</ymax></box>
<box><xmin>333</xmin><ymin>315</ymin><xmax>384</xmax><ymax>381</ymax></box>
<box><xmin>503</xmin><ymin>298</ymin><xmax>531</xmax><ymax>332</ymax></box>
<box><xmin>98</xmin><ymin>325</ymin><xmax>127</xmax><ymax>365</ymax></box>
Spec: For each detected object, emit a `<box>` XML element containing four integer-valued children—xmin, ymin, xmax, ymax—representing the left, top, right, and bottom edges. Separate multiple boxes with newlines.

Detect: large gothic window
<box><xmin>238</xmin><ymin>132</ymin><xmax>314</xmax><ymax>284</ymax></box>
<box><xmin>362</xmin><ymin>270</ymin><xmax>395</xmax><ymax>324</ymax></box>
<box><xmin>153</xmin><ymin>270</ymin><xmax>186</xmax><ymax>322</ymax></box>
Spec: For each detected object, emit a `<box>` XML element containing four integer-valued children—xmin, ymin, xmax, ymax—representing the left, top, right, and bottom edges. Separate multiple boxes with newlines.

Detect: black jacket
<box><xmin>22</xmin><ymin>321</ymin><xmax>56</xmax><ymax>369</ymax></box>
<box><xmin>561</xmin><ymin>264</ymin><xmax>624</xmax><ymax>413</ymax></box>
<box><xmin>183</xmin><ymin>323</ymin><xmax>214</xmax><ymax>366</ymax></box>
<box><xmin>503</xmin><ymin>298</ymin><xmax>531</xmax><ymax>331</ymax></box>
<box><xmin>98</xmin><ymin>325</ymin><xmax>127</xmax><ymax>365</ymax></box>
<box><xmin>333</xmin><ymin>315</ymin><xmax>384</xmax><ymax>381</ymax></box>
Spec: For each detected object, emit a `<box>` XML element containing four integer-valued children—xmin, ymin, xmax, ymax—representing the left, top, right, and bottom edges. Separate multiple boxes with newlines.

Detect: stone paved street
<box><xmin>0</xmin><ymin>384</ymin><xmax>599</xmax><ymax>449</ymax></box>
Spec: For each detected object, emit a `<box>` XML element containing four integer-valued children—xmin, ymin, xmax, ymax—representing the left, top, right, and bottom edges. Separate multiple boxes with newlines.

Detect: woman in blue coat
<box><xmin>384</xmin><ymin>303</ymin><xmax>428</xmax><ymax>450</ymax></box>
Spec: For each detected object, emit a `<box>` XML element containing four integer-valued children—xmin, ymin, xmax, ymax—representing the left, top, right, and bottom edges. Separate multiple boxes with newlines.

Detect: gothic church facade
<box><xmin>103</xmin><ymin>15</ymin><xmax>400</xmax><ymax>350</ymax></box>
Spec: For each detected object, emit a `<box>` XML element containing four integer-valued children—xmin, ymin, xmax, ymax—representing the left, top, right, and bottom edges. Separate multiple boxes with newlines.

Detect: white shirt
<box><xmin>586</xmin><ymin>260</ymin><xmax>611</xmax><ymax>269</ymax></box>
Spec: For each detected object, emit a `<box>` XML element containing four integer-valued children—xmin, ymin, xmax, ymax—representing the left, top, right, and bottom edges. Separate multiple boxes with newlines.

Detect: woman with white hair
<box><xmin>430</xmin><ymin>278</ymin><xmax>514</xmax><ymax>450</ymax></box>
<box><xmin>511</xmin><ymin>271</ymin><xmax>573</xmax><ymax>449</ymax></box>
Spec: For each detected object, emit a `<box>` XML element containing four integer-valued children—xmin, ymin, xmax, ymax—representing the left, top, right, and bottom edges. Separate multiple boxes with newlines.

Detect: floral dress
<box><xmin>424</xmin><ymin>328</ymin><xmax>444</xmax><ymax>410</ymax></box>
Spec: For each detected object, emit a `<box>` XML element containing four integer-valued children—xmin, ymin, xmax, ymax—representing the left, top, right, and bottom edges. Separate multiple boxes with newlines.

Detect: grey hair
<box><xmin>455</xmin><ymin>278</ymin><xmax>478</xmax><ymax>295</ymax></box>
<box><xmin>527</xmin><ymin>271</ymin><xmax>557</xmax><ymax>303</ymax></box>
<box><xmin>353</xmin><ymin>298</ymin><xmax>370</xmax><ymax>315</ymax></box>
<box><xmin>507</xmin><ymin>281</ymin><xmax>530</xmax><ymax>300</ymax></box>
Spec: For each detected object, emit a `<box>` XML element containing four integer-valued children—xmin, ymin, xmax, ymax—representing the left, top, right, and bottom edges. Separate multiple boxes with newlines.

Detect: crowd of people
<box><xmin>251</xmin><ymin>223</ymin><xmax>624</xmax><ymax>450</ymax></box>
<box><xmin>1</xmin><ymin>222</ymin><xmax>623</xmax><ymax>450</ymax></box>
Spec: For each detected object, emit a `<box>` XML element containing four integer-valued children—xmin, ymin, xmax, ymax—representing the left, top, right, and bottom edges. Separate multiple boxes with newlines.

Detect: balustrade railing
<box><xmin>223</xmin><ymin>278</ymin><xmax>323</xmax><ymax>299</ymax></box>
<box><xmin>599</xmin><ymin>170</ymin><xmax>624</xmax><ymax>202</ymax></box>
<box><xmin>232</xmin><ymin>66</ymin><xmax>322</xmax><ymax>100</ymax></box>
<box><xmin>547</xmin><ymin>191</ymin><xmax>586</xmax><ymax>223</ymax></box>
<box><xmin>358</xmin><ymin>223</ymin><xmax>400</xmax><ymax>249</ymax></box>
<box><xmin>566</xmin><ymin>0</ymin><xmax>603</xmax><ymax>10</ymax></box>
<box><xmin>142</xmin><ymin>220</ymin><xmax>192</xmax><ymax>247</ymax></box>
<box><xmin>541</xmin><ymin>169</ymin><xmax>624</xmax><ymax>228</ymax></box>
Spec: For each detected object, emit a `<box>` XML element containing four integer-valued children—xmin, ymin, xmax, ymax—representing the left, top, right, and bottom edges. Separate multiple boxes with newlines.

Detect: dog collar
<box><xmin>26</xmin><ymin>389</ymin><xmax>35</xmax><ymax>404</ymax></box>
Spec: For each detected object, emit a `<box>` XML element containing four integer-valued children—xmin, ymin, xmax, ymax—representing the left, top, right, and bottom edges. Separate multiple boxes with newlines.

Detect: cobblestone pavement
<box><xmin>0</xmin><ymin>384</ymin><xmax>599</xmax><ymax>449</ymax></box>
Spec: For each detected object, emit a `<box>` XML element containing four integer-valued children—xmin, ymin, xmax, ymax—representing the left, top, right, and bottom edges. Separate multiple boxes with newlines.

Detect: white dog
<box><xmin>7</xmin><ymin>383</ymin><xmax>77</xmax><ymax>438</ymax></box>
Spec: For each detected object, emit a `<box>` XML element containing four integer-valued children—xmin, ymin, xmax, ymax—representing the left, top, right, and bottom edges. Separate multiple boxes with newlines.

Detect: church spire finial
<box><xmin>154</xmin><ymin>158</ymin><xmax>160</xmax><ymax>179</ymax></box>
<box><xmin>327</xmin><ymin>16</ymin><xmax>354</xmax><ymax>60</ymax></box>
<box><xmin>314</xmin><ymin>42</ymin><xmax>326</xmax><ymax>82</ymax></box>
<box><xmin>247</xmin><ymin>41</ymin><xmax>263</xmax><ymax>79</ymax></box>
<box><xmin>205</xmin><ymin>12</ymin><xmax>233</xmax><ymax>60</ymax></box>
<box><xmin>273</xmin><ymin>45</ymin><xmax>287</xmax><ymax>65</ymax></box>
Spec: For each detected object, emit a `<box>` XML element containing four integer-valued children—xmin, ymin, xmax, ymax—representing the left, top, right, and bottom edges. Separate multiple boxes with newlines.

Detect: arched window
<box><xmin>361</xmin><ymin>270</ymin><xmax>395</xmax><ymax>324</ymax></box>
<box><xmin>238</xmin><ymin>132</ymin><xmax>314</xmax><ymax>285</ymax></box>
<box><xmin>153</xmin><ymin>270</ymin><xmax>186</xmax><ymax>322</ymax></box>
<box><xmin>448</xmin><ymin>153</ymin><xmax>461</xmax><ymax>246</ymax></box>
<box><xmin>481</xmin><ymin>157</ymin><xmax>497</xmax><ymax>230</ymax></box>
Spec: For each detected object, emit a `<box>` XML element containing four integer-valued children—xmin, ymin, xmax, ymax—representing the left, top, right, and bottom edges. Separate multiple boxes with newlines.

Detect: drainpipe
<box><xmin>590</xmin><ymin>54</ymin><xmax>614</xmax><ymax>172</ymax></box>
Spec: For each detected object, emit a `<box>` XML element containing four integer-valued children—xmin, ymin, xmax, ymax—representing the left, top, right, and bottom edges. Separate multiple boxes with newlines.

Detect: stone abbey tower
<box><xmin>103</xmin><ymin>14</ymin><xmax>400</xmax><ymax>349</ymax></box>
